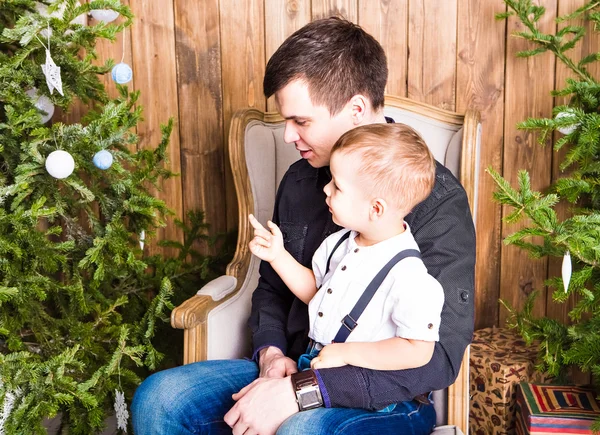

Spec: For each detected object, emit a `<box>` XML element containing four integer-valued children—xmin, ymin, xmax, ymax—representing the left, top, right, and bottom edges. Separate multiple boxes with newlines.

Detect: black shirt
<box><xmin>248</xmin><ymin>157</ymin><xmax>476</xmax><ymax>410</ymax></box>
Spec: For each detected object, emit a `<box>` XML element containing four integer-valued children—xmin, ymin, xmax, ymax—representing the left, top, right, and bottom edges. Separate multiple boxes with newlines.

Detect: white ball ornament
<box><xmin>26</xmin><ymin>88</ymin><xmax>55</xmax><ymax>123</ymax></box>
<box><xmin>111</xmin><ymin>62</ymin><xmax>133</xmax><ymax>84</ymax></box>
<box><xmin>45</xmin><ymin>150</ymin><xmax>75</xmax><ymax>179</ymax></box>
<box><xmin>90</xmin><ymin>9</ymin><xmax>119</xmax><ymax>23</ymax></box>
<box><xmin>93</xmin><ymin>150</ymin><xmax>113</xmax><ymax>170</ymax></box>
<box><xmin>555</xmin><ymin>110</ymin><xmax>579</xmax><ymax>135</ymax></box>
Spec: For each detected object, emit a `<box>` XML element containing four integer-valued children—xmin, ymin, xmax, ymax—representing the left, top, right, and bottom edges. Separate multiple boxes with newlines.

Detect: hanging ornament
<box><xmin>41</xmin><ymin>49</ymin><xmax>64</xmax><ymax>96</ymax></box>
<box><xmin>35</xmin><ymin>24</ymin><xmax>63</xmax><ymax>96</ymax></box>
<box><xmin>93</xmin><ymin>150</ymin><xmax>113</xmax><ymax>170</ymax></box>
<box><xmin>139</xmin><ymin>230</ymin><xmax>145</xmax><ymax>251</ymax></box>
<box><xmin>90</xmin><ymin>9</ymin><xmax>120</xmax><ymax>23</ymax></box>
<box><xmin>45</xmin><ymin>150</ymin><xmax>75</xmax><ymax>179</ymax></box>
<box><xmin>111</xmin><ymin>62</ymin><xmax>133</xmax><ymax>84</ymax></box>
<box><xmin>114</xmin><ymin>389</ymin><xmax>129</xmax><ymax>432</ymax></box>
<box><xmin>562</xmin><ymin>251</ymin><xmax>572</xmax><ymax>293</ymax></box>
<box><xmin>555</xmin><ymin>110</ymin><xmax>579</xmax><ymax>135</ymax></box>
<box><xmin>26</xmin><ymin>88</ymin><xmax>55</xmax><ymax>123</ymax></box>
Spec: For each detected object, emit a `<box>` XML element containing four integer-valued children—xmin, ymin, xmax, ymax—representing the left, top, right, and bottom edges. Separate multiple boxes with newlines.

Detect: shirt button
<box><xmin>318</xmin><ymin>312</ymin><xmax>323</xmax><ymax>317</ymax></box>
<box><xmin>327</xmin><ymin>288</ymin><xmax>332</xmax><ymax>294</ymax></box>
<box><xmin>428</xmin><ymin>323</ymin><xmax>433</xmax><ymax>329</ymax></box>
<box><xmin>460</xmin><ymin>291</ymin><xmax>469</xmax><ymax>302</ymax></box>
<box><xmin>341</xmin><ymin>265</ymin><xmax>347</xmax><ymax>271</ymax></box>
<box><xmin>354</xmin><ymin>248</ymin><xmax>359</xmax><ymax>253</ymax></box>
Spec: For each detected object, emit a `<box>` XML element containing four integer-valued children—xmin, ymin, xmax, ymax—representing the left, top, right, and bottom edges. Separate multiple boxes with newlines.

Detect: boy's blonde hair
<box><xmin>331</xmin><ymin>123</ymin><xmax>436</xmax><ymax>215</ymax></box>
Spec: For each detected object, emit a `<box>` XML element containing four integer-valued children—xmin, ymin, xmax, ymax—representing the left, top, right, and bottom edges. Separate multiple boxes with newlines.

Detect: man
<box><xmin>132</xmin><ymin>17</ymin><xmax>475</xmax><ymax>435</ymax></box>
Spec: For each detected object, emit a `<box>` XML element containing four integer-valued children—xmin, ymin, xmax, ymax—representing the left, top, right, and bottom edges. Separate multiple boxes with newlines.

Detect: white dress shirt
<box><xmin>308</xmin><ymin>226</ymin><xmax>444</xmax><ymax>345</ymax></box>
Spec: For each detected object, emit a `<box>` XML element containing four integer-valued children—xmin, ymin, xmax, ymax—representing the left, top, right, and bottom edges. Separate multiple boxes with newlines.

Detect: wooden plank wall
<box><xmin>86</xmin><ymin>0</ymin><xmax>600</xmax><ymax>330</ymax></box>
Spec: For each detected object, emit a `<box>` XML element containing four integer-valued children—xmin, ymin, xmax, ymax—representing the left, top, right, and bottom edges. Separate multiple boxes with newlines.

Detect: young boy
<box><xmin>249</xmin><ymin>123</ymin><xmax>444</xmax><ymax>372</ymax></box>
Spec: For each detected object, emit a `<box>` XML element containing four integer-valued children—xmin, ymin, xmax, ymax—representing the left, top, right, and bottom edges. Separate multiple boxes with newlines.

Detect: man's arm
<box><xmin>247</xmin><ymin>169</ymin><xmax>296</xmax><ymax>359</ymax></box>
<box><xmin>315</xmin><ymin>170</ymin><xmax>476</xmax><ymax>409</ymax></box>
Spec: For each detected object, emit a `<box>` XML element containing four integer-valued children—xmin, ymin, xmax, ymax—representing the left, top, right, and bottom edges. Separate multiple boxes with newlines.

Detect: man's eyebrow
<box><xmin>284</xmin><ymin>115</ymin><xmax>311</xmax><ymax>121</ymax></box>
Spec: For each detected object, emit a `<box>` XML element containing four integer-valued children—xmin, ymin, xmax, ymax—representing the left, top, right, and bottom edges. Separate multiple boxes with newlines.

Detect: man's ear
<box><xmin>370</xmin><ymin>198</ymin><xmax>387</xmax><ymax>219</ymax></box>
<box><xmin>349</xmin><ymin>95</ymin><xmax>368</xmax><ymax>125</ymax></box>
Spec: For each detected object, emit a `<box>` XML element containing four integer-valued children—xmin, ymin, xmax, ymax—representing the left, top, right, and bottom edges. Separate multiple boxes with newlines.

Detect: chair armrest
<box><xmin>196</xmin><ymin>275</ymin><xmax>237</xmax><ymax>301</ymax></box>
<box><xmin>171</xmin><ymin>293</ymin><xmax>213</xmax><ymax>330</ymax></box>
<box><xmin>170</xmin><ymin>275</ymin><xmax>238</xmax><ymax>330</ymax></box>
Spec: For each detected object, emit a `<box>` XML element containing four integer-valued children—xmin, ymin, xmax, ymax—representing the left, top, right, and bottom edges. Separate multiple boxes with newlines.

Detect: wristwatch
<box><xmin>290</xmin><ymin>370</ymin><xmax>323</xmax><ymax>411</ymax></box>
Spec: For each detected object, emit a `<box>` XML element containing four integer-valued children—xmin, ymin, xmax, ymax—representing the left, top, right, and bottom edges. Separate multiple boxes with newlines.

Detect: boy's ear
<box><xmin>349</xmin><ymin>95</ymin><xmax>368</xmax><ymax>125</ymax></box>
<box><xmin>370</xmin><ymin>198</ymin><xmax>387</xmax><ymax>219</ymax></box>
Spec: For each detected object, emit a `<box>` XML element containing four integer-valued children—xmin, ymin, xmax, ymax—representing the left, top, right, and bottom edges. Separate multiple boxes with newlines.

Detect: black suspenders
<box><xmin>323</xmin><ymin>231</ymin><xmax>421</xmax><ymax>343</ymax></box>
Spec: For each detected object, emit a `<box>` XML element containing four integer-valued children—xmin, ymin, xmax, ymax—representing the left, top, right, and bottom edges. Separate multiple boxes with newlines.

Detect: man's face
<box><xmin>274</xmin><ymin>80</ymin><xmax>354</xmax><ymax>168</ymax></box>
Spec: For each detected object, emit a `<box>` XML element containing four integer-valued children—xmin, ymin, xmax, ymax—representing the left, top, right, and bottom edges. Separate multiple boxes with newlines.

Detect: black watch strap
<box><xmin>291</xmin><ymin>370</ymin><xmax>323</xmax><ymax>411</ymax></box>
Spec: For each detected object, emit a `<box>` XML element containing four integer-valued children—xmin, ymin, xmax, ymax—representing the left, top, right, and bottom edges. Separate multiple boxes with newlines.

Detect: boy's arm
<box><xmin>311</xmin><ymin>338</ymin><xmax>435</xmax><ymax>370</ymax></box>
<box><xmin>249</xmin><ymin>214</ymin><xmax>318</xmax><ymax>304</ymax></box>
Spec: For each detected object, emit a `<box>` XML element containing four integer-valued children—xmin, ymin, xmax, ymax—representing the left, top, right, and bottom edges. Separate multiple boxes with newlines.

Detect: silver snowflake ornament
<box><xmin>114</xmin><ymin>389</ymin><xmax>129</xmax><ymax>432</ymax></box>
<box><xmin>41</xmin><ymin>49</ymin><xmax>64</xmax><ymax>96</ymax></box>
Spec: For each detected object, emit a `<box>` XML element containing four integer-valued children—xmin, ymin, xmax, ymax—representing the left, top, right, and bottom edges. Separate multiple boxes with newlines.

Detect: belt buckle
<box><xmin>309</xmin><ymin>339</ymin><xmax>324</xmax><ymax>352</ymax></box>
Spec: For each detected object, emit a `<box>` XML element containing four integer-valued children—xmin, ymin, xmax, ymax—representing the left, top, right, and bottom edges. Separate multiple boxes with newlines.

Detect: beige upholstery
<box><xmin>171</xmin><ymin>96</ymin><xmax>481</xmax><ymax>435</ymax></box>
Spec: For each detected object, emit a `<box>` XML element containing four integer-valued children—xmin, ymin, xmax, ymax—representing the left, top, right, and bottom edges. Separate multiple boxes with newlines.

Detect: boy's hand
<box><xmin>310</xmin><ymin>343</ymin><xmax>348</xmax><ymax>369</ymax></box>
<box><xmin>248</xmin><ymin>214</ymin><xmax>285</xmax><ymax>263</ymax></box>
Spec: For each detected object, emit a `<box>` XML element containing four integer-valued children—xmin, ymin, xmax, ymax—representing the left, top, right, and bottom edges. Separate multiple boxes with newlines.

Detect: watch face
<box><xmin>300</xmin><ymin>390</ymin><xmax>321</xmax><ymax>408</ymax></box>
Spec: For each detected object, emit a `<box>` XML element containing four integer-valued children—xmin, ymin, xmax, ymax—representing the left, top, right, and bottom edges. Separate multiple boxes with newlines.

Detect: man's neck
<box><xmin>359</xmin><ymin>109</ymin><xmax>387</xmax><ymax>126</ymax></box>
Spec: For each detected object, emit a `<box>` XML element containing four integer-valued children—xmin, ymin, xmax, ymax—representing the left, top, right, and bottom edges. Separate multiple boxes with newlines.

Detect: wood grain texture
<box><xmin>129</xmin><ymin>0</ymin><xmax>183</xmax><ymax>256</ymax></box>
<box><xmin>499</xmin><ymin>0</ymin><xmax>557</xmax><ymax>325</ymax></box>
<box><xmin>408</xmin><ymin>0</ymin><xmax>458</xmax><ymax>110</ymax></box>
<box><xmin>456</xmin><ymin>0</ymin><xmax>506</xmax><ymax>329</ymax></box>
<box><xmin>174</xmin><ymin>0</ymin><xmax>226</xmax><ymax>245</ymax></box>
<box><xmin>265</xmin><ymin>0</ymin><xmax>311</xmax><ymax>112</ymax></box>
<box><xmin>219</xmin><ymin>0</ymin><xmax>266</xmax><ymax>231</ymax></box>
<box><xmin>311</xmin><ymin>0</ymin><xmax>358</xmax><ymax>21</ymax></box>
<box><xmin>358</xmin><ymin>0</ymin><xmax>409</xmax><ymax>97</ymax></box>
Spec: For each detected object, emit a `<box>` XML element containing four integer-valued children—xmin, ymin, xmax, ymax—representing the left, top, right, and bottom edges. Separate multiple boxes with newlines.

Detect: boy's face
<box><xmin>274</xmin><ymin>80</ymin><xmax>355</xmax><ymax>168</ymax></box>
<box><xmin>323</xmin><ymin>151</ymin><xmax>372</xmax><ymax>230</ymax></box>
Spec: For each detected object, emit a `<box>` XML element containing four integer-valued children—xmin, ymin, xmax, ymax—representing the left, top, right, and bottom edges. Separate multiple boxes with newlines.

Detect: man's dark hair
<box><xmin>263</xmin><ymin>17</ymin><xmax>388</xmax><ymax>115</ymax></box>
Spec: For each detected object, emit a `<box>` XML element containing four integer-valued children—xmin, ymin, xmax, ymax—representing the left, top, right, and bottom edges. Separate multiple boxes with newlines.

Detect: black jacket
<box><xmin>248</xmin><ymin>157</ymin><xmax>476</xmax><ymax>410</ymax></box>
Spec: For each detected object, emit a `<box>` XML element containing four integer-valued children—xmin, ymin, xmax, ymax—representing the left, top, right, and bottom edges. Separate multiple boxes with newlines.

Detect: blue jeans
<box><xmin>131</xmin><ymin>359</ymin><xmax>436</xmax><ymax>435</ymax></box>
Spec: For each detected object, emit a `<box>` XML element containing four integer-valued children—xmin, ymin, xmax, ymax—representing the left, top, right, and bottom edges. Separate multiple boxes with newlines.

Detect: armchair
<box><xmin>171</xmin><ymin>96</ymin><xmax>481</xmax><ymax>435</ymax></box>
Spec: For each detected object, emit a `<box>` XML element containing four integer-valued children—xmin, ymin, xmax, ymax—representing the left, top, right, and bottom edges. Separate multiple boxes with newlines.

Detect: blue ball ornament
<box><xmin>111</xmin><ymin>62</ymin><xmax>133</xmax><ymax>84</ymax></box>
<box><xmin>93</xmin><ymin>150</ymin><xmax>113</xmax><ymax>170</ymax></box>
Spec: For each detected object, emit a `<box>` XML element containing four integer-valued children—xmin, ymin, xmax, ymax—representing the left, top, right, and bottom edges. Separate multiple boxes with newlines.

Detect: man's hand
<box><xmin>248</xmin><ymin>214</ymin><xmax>285</xmax><ymax>263</ymax></box>
<box><xmin>310</xmin><ymin>343</ymin><xmax>349</xmax><ymax>369</ymax></box>
<box><xmin>259</xmin><ymin>346</ymin><xmax>297</xmax><ymax>378</ymax></box>
<box><xmin>224</xmin><ymin>376</ymin><xmax>299</xmax><ymax>435</ymax></box>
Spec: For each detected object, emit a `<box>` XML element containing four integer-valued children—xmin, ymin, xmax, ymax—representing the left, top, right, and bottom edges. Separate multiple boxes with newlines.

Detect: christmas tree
<box><xmin>0</xmin><ymin>1</ymin><xmax>228</xmax><ymax>433</ymax></box>
<box><xmin>491</xmin><ymin>0</ymin><xmax>600</xmax><ymax>428</ymax></box>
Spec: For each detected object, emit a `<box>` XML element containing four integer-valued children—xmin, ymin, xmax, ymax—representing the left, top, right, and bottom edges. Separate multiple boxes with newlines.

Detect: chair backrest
<box><xmin>205</xmin><ymin>96</ymin><xmax>480</xmax><ymax>433</ymax></box>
